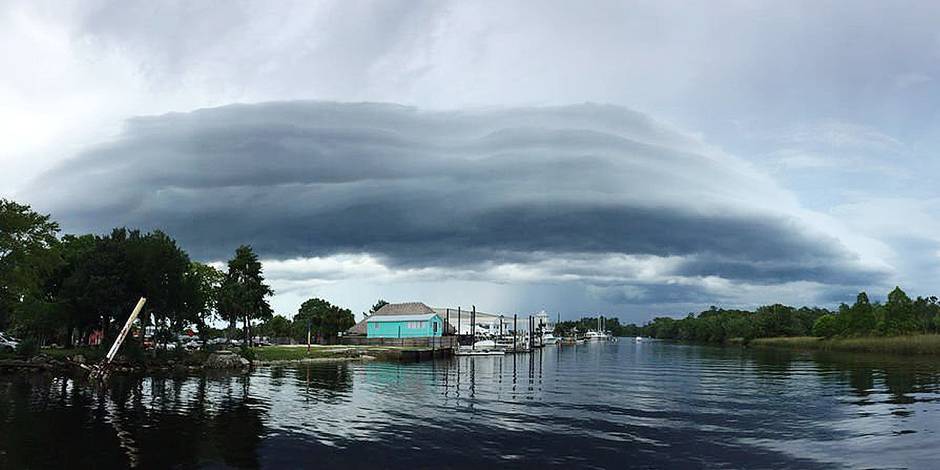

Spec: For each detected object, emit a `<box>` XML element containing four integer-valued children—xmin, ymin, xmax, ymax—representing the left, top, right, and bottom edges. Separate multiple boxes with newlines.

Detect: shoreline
<box><xmin>0</xmin><ymin>344</ymin><xmax>448</xmax><ymax>376</ymax></box>
<box><xmin>745</xmin><ymin>334</ymin><xmax>940</xmax><ymax>356</ymax></box>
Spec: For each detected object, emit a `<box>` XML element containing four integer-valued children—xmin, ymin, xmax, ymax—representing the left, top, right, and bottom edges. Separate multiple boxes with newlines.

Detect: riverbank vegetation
<box><xmin>0</xmin><ymin>199</ymin><xmax>354</xmax><ymax>359</ymax></box>
<box><xmin>636</xmin><ymin>287</ymin><xmax>940</xmax><ymax>355</ymax></box>
<box><xmin>749</xmin><ymin>335</ymin><xmax>940</xmax><ymax>356</ymax></box>
<box><xmin>640</xmin><ymin>288</ymin><xmax>940</xmax><ymax>343</ymax></box>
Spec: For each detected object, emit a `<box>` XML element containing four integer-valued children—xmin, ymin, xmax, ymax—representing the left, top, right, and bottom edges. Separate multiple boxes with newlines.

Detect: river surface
<box><xmin>2</xmin><ymin>341</ymin><xmax>940</xmax><ymax>469</ymax></box>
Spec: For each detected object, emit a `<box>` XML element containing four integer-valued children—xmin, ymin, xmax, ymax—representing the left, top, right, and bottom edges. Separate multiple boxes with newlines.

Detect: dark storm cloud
<box><xmin>28</xmin><ymin>101</ymin><xmax>882</xmax><ymax>286</ymax></box>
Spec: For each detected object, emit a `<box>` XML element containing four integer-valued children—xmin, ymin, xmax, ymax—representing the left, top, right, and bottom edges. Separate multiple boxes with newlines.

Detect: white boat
<box><xmin>455</xmin><ymin>345</ymin><xmax>504</xmax><ymax>356</ymax></box>
<box><xmin>584</xmin><ymin>330</ymin><xmax>609</xmax><ymax>341</ymax></box>
<box><xmin>473</xmin><ymin>339</ymin><xmax>496</xmax><ymax>349</ymax></box>
<box><xmin>541</xmin><ymin>332</ymin><xmax>559</xmax><ymax>345</ymax></box>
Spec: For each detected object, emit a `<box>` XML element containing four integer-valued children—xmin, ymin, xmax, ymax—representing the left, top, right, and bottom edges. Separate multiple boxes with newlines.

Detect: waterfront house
<box><xmin>366</xmin><ymin>313</ymin><xmax>445</xmax><ymax>338</ymax></box>
<box><xmin>347</xmin><ymin>302</ymin><xmax>456</xmax><ymax>336</ymax></box>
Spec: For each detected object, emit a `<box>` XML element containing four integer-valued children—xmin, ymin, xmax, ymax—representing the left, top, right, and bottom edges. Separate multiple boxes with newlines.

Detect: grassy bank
<box><xmin>249</xmin><ymin>346</ymin><xmax>356</xmax><ymax>362</ymax></box>
<box><xmin>749</xmin><ymin>335</ymin><xmax>940</xmax><ymax>356</ymax></box>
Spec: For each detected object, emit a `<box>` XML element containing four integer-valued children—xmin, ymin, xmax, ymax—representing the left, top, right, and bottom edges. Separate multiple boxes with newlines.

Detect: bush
<box><xmin>15</xmin><ymin>338</ymin><xmax>39</xmax><ymax>358</ymax></box>
<box><xmin>238</xmin><ymin>346</ymin><xmax>256</xmax><ymax>361</ymax></box>
<box><xmin>120</xmin><ymin>339</ymin><xmax>146</xmax><ymax>364</ymax></box>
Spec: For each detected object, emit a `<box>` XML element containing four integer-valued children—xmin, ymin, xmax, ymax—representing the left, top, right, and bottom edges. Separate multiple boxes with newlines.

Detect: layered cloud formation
<box><xmin>25</xmin><ymin>102</ymin><xmax>886</xmax><ymax>315</ymax></box>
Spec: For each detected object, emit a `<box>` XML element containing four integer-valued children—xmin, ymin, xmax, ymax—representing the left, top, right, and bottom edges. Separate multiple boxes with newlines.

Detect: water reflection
<box><xmin>2</xmin><ymin>344</ymin><xmax>940</xmax><ymax>468</ymax></box>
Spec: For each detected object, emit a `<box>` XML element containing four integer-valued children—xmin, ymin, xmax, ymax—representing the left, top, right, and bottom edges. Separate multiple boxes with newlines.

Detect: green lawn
<box><xmin>750</xmin><ymin>335</ymin><xmax>940</xmax><ymax>356</ymax></box>
<box><xmin>250</xmin><ymin>346</ymin><xmax>354</xmax><ymax>362</ymax></box>
<box><xmin>40</xmin><ymin>347</ymin><xmax>107</xmax><ymax>361</ymax></box>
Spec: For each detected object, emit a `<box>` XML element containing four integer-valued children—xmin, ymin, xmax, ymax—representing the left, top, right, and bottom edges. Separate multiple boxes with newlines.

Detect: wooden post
<box><xmin>93</xmin><ymin>297</ymin><xmax>147</xmax><ymax>379</ymax></box>
<box><xmin>471</xmin><ymin>305</ymin><xmax>476</xmax><ymax>350</ymax></box>
<box><xmin>513</xmin><ymin>314</ymin><xmax>517</xmax><ymax>353</ymax></box>
<box><xmin>457</xmin><ymin>307</ymin><xmax>462</xmax><ymax>340</ymax></box>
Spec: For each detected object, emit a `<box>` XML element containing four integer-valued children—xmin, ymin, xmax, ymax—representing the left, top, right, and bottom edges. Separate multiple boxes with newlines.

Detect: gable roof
<box><xmin>366</xmin><ymin>313</ymin><xmax>439</xmax><ymax>322</ymax></box>
<box><xmin>373</xmin><ymin>302</ymin><xmax>436</xmax><ymax>315</ymax></box>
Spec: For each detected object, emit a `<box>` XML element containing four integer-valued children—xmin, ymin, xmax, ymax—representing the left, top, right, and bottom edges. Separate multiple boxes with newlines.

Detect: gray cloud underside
<box><xmin>29</xmin><ymin>101</ymin><xmax>882</xmax><ymax>287</ymax></box>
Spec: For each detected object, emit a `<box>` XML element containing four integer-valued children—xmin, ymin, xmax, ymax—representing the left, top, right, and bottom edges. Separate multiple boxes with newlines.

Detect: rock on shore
<box><xmin>204</xmin><ymin>350</ymin><xmax>250</xmax><ymax>369</ymax></box>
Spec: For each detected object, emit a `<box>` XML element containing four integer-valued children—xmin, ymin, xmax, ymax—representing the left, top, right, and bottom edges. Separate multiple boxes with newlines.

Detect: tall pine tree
<box><xmin>219</xmin><ymin>245</ymin><xmax>273</xmax><ymax>346</ymax></box>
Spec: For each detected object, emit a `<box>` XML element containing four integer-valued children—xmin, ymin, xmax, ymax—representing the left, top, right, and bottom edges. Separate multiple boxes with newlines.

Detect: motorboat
<box><xmin>584</xmin><ymin>330</ymin><xmax>609</xmax><ymax>341</ymax></box>
<box><xmin>455</xmin><ymin>345</ymin><xmax>504</xmax><ymax>356</ymax></box>
<box><xmin>541</xmin><ymin>332</ymin><xmax>559</xmax><ymax>345</ymax></box>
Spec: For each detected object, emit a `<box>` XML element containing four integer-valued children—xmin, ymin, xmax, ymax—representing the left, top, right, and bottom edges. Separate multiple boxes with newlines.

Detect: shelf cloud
<box><xmin>25</xmin><ymin>101</ymin><xmax>885</xmax><ymax>312</ymax></box>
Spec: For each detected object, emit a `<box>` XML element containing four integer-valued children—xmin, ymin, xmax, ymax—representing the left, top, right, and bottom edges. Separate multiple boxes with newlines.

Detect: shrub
<box><xmin>238</xmin><ymin>346</ymin><xmax>256</xmax><ymax>361</ymax></box>
<box><xmin>14</xmin><ymin>338</ymin><xmax>39</xmax><ymax>358</ymax></box>
<box><xmin>120</xmin><ymin>339</ymin><xmax>146</xmax><ymax>364</ymax></box>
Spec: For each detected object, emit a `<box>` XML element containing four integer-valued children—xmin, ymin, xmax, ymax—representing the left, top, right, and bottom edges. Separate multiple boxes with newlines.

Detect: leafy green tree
<box><xmin>912</xmin><ymin>296</ymin><xmax>939</xmax><ymax>334</ymax></box>
<box><xmin>846</xmin><ymin>292</ymin><xmax>876</xmax><ymax>336</ymax></box>
<box><xmin>218</xmin><ymin>246</ymin><xmax>273</xmax><ymax>346</ymax></box>
<box><xmin>0</xmin><ymin>199</ymin><xmax>60</xmax><ymax>331</ymax></box>
<box><xmin>46</xmin><ymin>235</ymin><xmax>96</xmax><ymax>345</ymax></box>
<box><xmin>183</xmin><ymin>262</ymin><xmax>224</xmax><ymax>343</ymax></box>
<box><xmin>293</xmin><ymin>298</ymin><xmax>354</xmax><ymax>343</ymax></box>
<box><xmin>124</xmin><ymin>229</ymin><xmax>191</xmax><ymax>344</ymax></box>
<box><xmin>882</xmin><ymin>286</ymin><xmax>916</xmax><ymax>335</ymax></box>
<box><xmin>812</xmin><ymin>314</ymin><xmax>840</xmax><ymax>338</ymax></box>
<box><xmin>258</xmin><ymin>314</ymin><xmax>292</xmax><ymax>340</ymax></box>
<box><xmin>48</xmin><ymin>229</ymin><xmax>191</xmax><ymax>345</ymax></box>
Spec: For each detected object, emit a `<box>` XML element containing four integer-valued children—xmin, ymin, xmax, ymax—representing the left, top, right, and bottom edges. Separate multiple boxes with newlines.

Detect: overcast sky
<box><xmin>3</xmin><ymin>0</ymin><xmax>939</xmax><ymax>322</ymax></box>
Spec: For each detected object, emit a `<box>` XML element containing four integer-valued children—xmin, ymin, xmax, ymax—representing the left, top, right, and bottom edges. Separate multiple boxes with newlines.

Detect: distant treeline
<box><xmin>641</xmin><ymin>287</ymin><xmax>940</xmax><ymax>343</ymax></box>
<box><xmin>554</xmin><ymin>317</ymin><xmax>645</xmax><ymax>337</ymax></box>
<box><xmin>557</xmin><ymin>287</ymin><xmax>940</xmax><ymax>342</ymax></box>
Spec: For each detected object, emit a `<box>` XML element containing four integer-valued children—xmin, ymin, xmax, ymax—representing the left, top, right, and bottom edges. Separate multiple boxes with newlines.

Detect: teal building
<box><xmin>366</xmin><ymin>313</ymin><xmax>444</xmax><ymax>338</ymax></box>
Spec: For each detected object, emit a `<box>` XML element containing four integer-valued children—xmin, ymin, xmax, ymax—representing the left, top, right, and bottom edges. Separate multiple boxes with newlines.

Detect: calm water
<box><xmin>2</xmin><ymin>341</ymin><xmax>940</xmax><ymax>469</ymax></box>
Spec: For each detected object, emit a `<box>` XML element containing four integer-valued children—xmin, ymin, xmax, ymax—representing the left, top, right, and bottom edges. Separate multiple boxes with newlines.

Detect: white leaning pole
<box><xmin>91</xmin><ymin>297</ymin><xmax>147</xmax><ymax>379</ymax></box>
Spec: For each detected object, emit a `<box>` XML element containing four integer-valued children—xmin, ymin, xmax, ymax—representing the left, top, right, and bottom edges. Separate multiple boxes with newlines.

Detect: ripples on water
<box><xmin>2</xmin><ymin>342</ymin><xmax>939</xmax><ymax>469</ymax></box>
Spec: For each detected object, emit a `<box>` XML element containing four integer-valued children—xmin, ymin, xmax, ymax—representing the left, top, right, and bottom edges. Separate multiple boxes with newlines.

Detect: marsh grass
<box><xmin>750</xmin><ymin>335</ymin><xmax>940</xmax><ymax>356</ymax></box>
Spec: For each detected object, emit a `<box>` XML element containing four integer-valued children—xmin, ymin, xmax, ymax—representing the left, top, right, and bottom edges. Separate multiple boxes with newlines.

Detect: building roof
<box><xmin>374</xmin><ymin>302</ymin><xmax>436</xmax><ymax>315</ymax></box>
<box><xmin>346</xmin><ymin>301</ymin><xmax>511</xmax><ymax>336</ymax></box>
<box><xmin>366</xmin><ymin>313</ymin><xmax>440</xmax><ymax>322</ymax></box>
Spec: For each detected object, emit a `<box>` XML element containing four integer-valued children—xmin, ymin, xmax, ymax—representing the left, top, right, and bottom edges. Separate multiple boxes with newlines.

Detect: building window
<box><xmin>433</xmin><ymin>322</ymin><xmax>438</xmax><ymax>333</ymax></box>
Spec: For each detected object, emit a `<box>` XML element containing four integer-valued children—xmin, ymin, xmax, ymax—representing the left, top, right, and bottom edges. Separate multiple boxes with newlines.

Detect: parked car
<box><xmin>0</xmin><ymin>332</ymin><xmax>20</xmax><ymax>352</ymax></box>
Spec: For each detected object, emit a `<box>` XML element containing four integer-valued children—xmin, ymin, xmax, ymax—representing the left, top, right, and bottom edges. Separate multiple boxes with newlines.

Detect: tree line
<box><xmin>554</xmin><ymin>287</ymin><xmax>940</xmax><ymax>343</ymax></box>
<box><xmin>0</xmin><ymin>198</ymin><xmax>354</xmax><ymax>348</ymax></box>
<box><xmin>639</xmin><ymin>287</ymin><xmax>940</xmax><ymax>343</ymax></box>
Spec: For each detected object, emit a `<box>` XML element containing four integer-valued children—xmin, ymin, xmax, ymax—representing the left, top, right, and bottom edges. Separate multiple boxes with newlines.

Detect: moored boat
<box><xmin>542</xmin><ymin>332</ymin><xmax>559</xmax><ymax>345</ymax></box>
<box><xmin>455</xmin><ymin>345</ymin><xmax>504</xmax><ymax>356</ymax></box>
